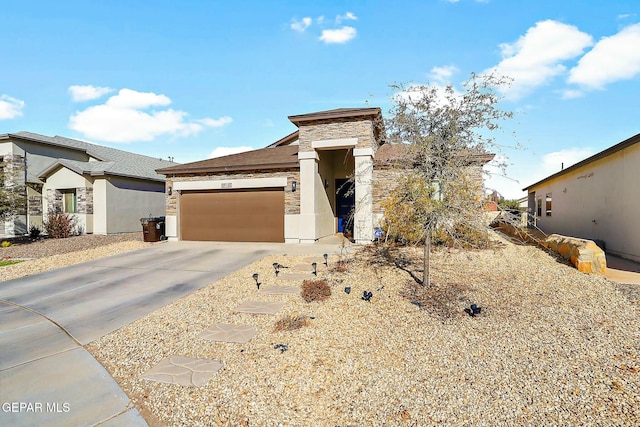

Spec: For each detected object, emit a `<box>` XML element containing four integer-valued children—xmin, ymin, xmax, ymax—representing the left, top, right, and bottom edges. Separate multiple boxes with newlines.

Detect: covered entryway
<box><xmin>180</xmin><ymin>188</ymin><xmax>284</xmax><ymax>242</ymax></box>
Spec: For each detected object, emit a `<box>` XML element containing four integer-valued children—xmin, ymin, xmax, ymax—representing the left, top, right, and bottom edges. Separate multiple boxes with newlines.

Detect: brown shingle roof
<box><xmin>157</xmin><ymin>145</ymin><xmax>299</xmax><ymax>175</ymax></box>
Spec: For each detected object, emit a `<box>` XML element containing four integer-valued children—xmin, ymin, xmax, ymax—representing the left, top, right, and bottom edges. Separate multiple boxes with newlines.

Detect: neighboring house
<box><xmin>157</xmin><ymin>108</ymin><xmax>494</xmax><ymax>244</ymax></box>
<box><xmin>523</xmin><ymin>132</ymin><xmax>640</xmax><ymax>262</ymax></box>
<box><xmin>0</xmin><ymin>132</ymin><xmax>176</xmax><ymax>236</ymax></box>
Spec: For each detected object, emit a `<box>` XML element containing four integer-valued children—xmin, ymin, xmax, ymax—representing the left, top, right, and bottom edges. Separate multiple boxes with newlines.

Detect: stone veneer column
<box><xmin>353</xmin><ymin>148</ymin><xmax>374</xmax><ymax>244</ymax></box>
<box><xmin>298</xmin><ymin>150</ymin><xmax>319</xmax><ymax>243</ymax></box>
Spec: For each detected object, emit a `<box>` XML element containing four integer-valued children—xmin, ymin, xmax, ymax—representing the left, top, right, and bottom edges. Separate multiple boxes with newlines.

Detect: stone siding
<box><xmin>45</xmin><ymin>189</ymin><xmax>63</xmax><ymax>213</ymax></box>
<box><xmin>77</xmin><ymin>187</ymin><xmax>93</xmax><ymax>214</ymax></box>
<box><xmin>372</xmin><ymin>164</ymin><xmax>486</xmax><ymax>215</ymax></box>
<box><xmin>298</xmin><ymin>117</ymin><xmax>379</xmax><ymax>152</ymax></box>
<box><xmin>164</xmin><ymin>169</ymin><xmax>300</xmax><ymax>216</ymax></box>
<box><xmin>372</xmin><ymin>167</ymin><xmax>407</xmax><ymax>214</ymax></box>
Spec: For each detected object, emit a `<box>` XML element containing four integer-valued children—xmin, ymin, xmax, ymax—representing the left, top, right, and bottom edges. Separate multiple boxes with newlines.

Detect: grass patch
<box><xmin>0</xmin><ymin>259</ymin><xmax>23</xmax><ymax>267</ymax></box>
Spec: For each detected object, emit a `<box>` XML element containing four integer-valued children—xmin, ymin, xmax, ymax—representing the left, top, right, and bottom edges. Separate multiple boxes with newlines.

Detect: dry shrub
<box><xmin>301</xmin><ymin>279</ymin><xmax>331</xmax><ymax>302</ymax></box>
<box><xmin>273</xmin><ymin>314</ymin><xmax>310</xmax><ymax>332</ymax></box>
<box><xmin>43</xmin><ymin>210</ymin><xmax>78</xmax><ymax>238</ymax></box>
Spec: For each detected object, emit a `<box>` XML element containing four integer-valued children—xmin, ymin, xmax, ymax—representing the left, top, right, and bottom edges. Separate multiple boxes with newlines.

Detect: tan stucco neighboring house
<box><xmin>0</xmin><ymin>131</ymin><xmax>176</xmax><ymax>236</ymax></box>
<box><xmin>157</xmin><ymin>107</ymin><xmax>494</xmax><ymax>244</ymax></box>
<box><xmin>523</xmin><ymin>132</ymin><xmax>640</xmax><ymax>263</ymax></box>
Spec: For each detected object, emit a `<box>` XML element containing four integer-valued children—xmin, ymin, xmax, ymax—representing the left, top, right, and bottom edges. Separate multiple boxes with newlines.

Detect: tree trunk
<box><xmin>423</xmin><ymin>227</ymin><xmax>431</xmax><ymax>287</ymax></box>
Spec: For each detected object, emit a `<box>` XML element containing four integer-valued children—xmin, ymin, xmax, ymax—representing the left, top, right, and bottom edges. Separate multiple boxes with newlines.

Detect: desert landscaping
<box><xmin>56</xmin><ymin>231</ymin><xmax>640</xmax><ymax>426</ymax></box>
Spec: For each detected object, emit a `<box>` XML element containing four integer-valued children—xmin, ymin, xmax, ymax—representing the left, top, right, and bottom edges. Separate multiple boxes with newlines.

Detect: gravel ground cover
<box><xmin>0</xmin><ymin>233</ymin><xmax>150</xmax><ymax>282</ymax></box>
<box><xmin>87</xmin><ymin>231</ymin><xmax>639</xmax><ymax>427</ymax></box>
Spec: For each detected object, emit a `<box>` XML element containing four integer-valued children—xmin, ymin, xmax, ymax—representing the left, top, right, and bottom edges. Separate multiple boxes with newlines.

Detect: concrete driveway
<box><xmin>0</xmin><ymin>239</ymin><xmax>348</xmax><ymax>426</ymax></box>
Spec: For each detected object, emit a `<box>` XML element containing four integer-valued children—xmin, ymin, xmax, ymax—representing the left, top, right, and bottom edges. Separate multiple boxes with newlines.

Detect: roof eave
<box><xmin>158</xmin><ymin>162</ymin><xmax>300</xmax><ymax>175</ymax></box>
<box><xmin>288</xmin><ymin>108</ymin><xmax>382</xmax><ymax>125</ymax></box>
<box><xmin>523</xmin><ymin>132</ymin><xmax>640</xmax><ymax>191</ymax></box>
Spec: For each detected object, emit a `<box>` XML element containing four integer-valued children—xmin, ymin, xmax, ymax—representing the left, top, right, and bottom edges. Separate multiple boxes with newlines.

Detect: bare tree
<box><xmin>382</xmin><ymin>73</ymin><xmax>515</xmax><ymax>286</ymax></box>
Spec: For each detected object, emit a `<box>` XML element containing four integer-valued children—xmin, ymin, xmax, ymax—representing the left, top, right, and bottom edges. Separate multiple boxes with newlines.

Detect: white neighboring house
<box><xmin>0</xmin><ymin>131</ymin><xmax>177</xmax><ymax>237</ymax></box>
<box><xmin>523</xmin><ymin>132</ymin><xmax>640</xmax><ymax>262</ymax></box>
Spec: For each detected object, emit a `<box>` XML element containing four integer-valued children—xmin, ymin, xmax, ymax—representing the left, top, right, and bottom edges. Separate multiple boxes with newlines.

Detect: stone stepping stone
<box><xmin>292</xmin><ymin>263</ymin><xmax>325</xmax><ymax>272</ymax></box>
<box><xmin>276</xmin><ymin>273</ymin><xmax>316</xmax><ymax>282</ymax></box>
<box><xmin>140</xmin><ymin>356</ymin><xmax>223</xmax><ymax>387</ymax></box>
<box><xmin>234</xmin><ymin>300</ymin><xmax>285</xmax><ymax>315</ymax></box>
<box><xmin>259</xmin><ymin>285</ymin><xmax>300</xmax><ymax>295</ymax></box>
<box><xmin>200</xmin><ymin>323</ymin><xmax>257</xmax><ymax>344</ymax></box>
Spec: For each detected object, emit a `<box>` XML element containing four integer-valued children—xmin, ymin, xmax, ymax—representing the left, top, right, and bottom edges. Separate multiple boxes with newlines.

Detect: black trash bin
<box><xmin>140</xmin><ymin>217</ymin><xmax>166</xmax><ymax>242</ymax></box>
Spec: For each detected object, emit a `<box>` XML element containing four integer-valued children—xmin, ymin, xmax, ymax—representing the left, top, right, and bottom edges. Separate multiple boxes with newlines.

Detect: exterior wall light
<box><xmin>167</xmin><ymin>186</ymin><xmax>172</xmax><ymax>195</ymax></box>
<box><xmin>292</xmin><ymin>181</ymin><xmax>297</xmax><ymax>192</ymax></box>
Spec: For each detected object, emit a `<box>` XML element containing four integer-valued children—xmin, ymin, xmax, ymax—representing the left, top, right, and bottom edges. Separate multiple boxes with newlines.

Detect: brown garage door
<box><xmin>180</xmin><ymin>188</ymin><xmax>284</xmax><ymax>242</ymax></box>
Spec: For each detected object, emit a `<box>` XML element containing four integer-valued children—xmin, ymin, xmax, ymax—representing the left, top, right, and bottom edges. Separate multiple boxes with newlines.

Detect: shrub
<box><xmin>1</xmin><ymin>240</ymin><xmax>12</xmax><ymax>248</ymax></box>
<box><xmin>29</xmin><ymin>224</ymin><xmax>41</xmax><ymax>239</ymax></box>
<box><xmin>273</xmin><ymin>314</ymin><xmax>310</xmax><ymax>332</ymax></box>
<box><xmin>43</xmin><ymin>210</ymin><xmax>78</xmax><ymax>238</ymax></box>
<box><xmin>301</xmin><ymin>279</ymin><xmax>331</xmax><ymax>302</ymax></box>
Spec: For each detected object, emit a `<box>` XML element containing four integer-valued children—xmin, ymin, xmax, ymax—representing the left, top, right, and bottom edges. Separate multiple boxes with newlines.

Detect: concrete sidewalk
<box><xmin>605</xmin><ymin>254</ymin><xmax>640</xmax><ymax>285</ymax></box>
<box><xmin>0</xmin><ymin>301</ymin><xmax>146</xmax><ymax>426</ymax></box>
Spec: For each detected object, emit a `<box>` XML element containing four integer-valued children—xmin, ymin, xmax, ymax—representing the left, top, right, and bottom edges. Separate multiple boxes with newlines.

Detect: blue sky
<box><xmin>2</xmin><ymin>0</ymin><xmax>639</xmax><ymax>199</ymax></box>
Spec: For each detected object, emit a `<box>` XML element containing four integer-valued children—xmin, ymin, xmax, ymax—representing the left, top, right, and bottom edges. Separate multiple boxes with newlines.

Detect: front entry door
<box><xmin>335</xmin><ymin>178</ymin><xmax>354</xmax><ymax>233</ymax></box>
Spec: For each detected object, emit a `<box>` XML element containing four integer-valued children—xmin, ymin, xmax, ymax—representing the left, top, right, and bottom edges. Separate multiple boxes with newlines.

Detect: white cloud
<box><xmin>68</xmin><ymin>88</ymin><xmax>232</xmax><ymax>143</ymax></box>
<box><xmin>68</xmin><ymin>85</ymin><xmax>113</xmax><ymax>102</ymax></box>
<box><xmin>209</xmin><ymin>146</ymin><xmax>254</xmax><ymax>159</ymax></box>
<box><xmin>196</xmin><ymin>117</ymin><xmax>233</xmax><ymax>127</ymax></box>
<box><xmin>540</xmin><ymin>147</ymin><xmax>595</xmax><ymax>176</ymax></box>
<box><xmin>430</xmin><ymin>65</ymin><xmax>459</xmax><ymax>83</ymax></box>
<box><xmin>485</xmin><ymin>20</ymin><xmax>593</xmax><ymax>99</ymax></box>
<box><xmin>291</xmin><ymin>17</ymin><xmax>312</xmax><ymax>32</ymax></box>
<box><xmin>567</xmin><ymin>23</ymin><xmax>640</xmax><ymax>89</ymax></box>
<box><xmin>0</xmin><ymin>95</ymin><xmax>24</xmax><ymax>120</ymax></box>
<box><xmin>336</xmin><ymin>12</ymin><xmax>357</xmax><ymax>24</ymax></box>
<box><xmin>560</xmin><ymin>89</ymin><xmax>584</xmax><ymax>99</ymax></box>
<box><xmin>319</xmin><ymin>26</ymin><xmax>357</xmax><ymax>44</ymax></box>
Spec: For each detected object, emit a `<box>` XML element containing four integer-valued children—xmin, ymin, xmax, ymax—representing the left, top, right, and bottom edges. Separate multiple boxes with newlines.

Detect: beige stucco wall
<box><xmin>42</xmin><ymin>166</ymin><xmax>94</xmax><ymax>234</ymax></box>
<box><xmin>93</xmin><ymin>179</ymin><xmax>108</xmax><ymax>234</ymax></box>
<box><xmin>105</xmin><ymin>176</ymin><xmax>165</xmax><ymax>234</ymax></box>
<box><xmin>528</xmin><ymin>142</ymin><xmax>640</xmax><ymax>262</ymax></box>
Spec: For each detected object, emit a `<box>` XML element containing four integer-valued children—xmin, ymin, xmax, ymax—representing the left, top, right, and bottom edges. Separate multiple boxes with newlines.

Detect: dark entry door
<box><xmin>335</xmin><ymin>179</ymin><xmax>355</xmax><ymax>233</ymax></box>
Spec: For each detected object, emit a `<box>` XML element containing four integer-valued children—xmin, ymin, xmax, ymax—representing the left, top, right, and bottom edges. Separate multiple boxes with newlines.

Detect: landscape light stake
<box><xmin>312</xmin><ymin>262</ymin><xmax>317</xmax><ymax>276</ymax></box>
<box><xmin>323</xmin><ymin>253</ymin><xmax>328</xmax><ymax>266</ymax></box>
<box><xmin>273</xmin><ymin>262</ymin><xmax>280</xmax><ymax>277</ymax></box>
<box><xmin>252</xmin><ymin>273</ymin><xmax>260</xmax><ymax>289</ymax></box>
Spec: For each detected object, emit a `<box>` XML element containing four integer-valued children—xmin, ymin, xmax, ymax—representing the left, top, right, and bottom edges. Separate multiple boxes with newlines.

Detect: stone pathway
<box><xmin>234</xmin><ymin>300</ymin><xmax>286</xmax><ymax>315</ymax></box>
<box><xmin>140</xmin><ymin>356</ymin><xmax>224</xmax><ymax>387</ymax></box>
<box><xmin>200</xmin><ymin>323</ymin><xmax>257</xmax><ymax>344</ymax></box>
<box><xmin>259</xmin><ymin>285</ymin><xmax>300</xmax><ymax>295</ymax></box>
<box><xmin>140</xmin><ymin>255</ymin><xmax>321</xmax><ymax>388</ymax></box>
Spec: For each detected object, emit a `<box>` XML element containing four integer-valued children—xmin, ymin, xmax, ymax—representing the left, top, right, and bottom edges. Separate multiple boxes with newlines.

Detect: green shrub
<box><xmin>29</xmin><ymin>224</ymin><xmax>41</xmax><ymax>239</ymax></box>
<box><xmin>1</xmin><ymin>240</ymin><xmax>12</xmax><ymax>248</ymax></box>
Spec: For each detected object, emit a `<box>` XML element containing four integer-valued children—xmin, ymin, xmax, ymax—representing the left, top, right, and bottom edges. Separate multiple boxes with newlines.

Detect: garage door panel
<box><xmin>180</xmin><ymin>189</ymin><xmax>284</xmax><ymax>242</ymax></box>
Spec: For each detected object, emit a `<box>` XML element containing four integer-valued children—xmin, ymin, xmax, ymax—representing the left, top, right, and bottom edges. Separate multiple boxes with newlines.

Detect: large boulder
<box><xmin>544</xmin><ymin>234</ymin><xmax>607</xmax><ymax>274</ymax></box>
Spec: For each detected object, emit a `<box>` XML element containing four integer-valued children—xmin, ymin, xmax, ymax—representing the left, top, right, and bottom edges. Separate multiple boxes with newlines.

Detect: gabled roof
<box><xmin>288</xmin><ymin>107</ymin><xmax>382</xmax><ymax>125</ymax></box>
<box><xmin>157</xmin><ymin>145</ymin><xmax>299</xmax><ymax>175</ymax></box>
<box><xmin>1</xmin><ymin>131</ymin><xmax>177</xmax><ymax>182</ymax></box>
<box><xmin>523</xmin><ymin>132</ymin><xmax>640</xmax><ymax>191</ymax></box>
